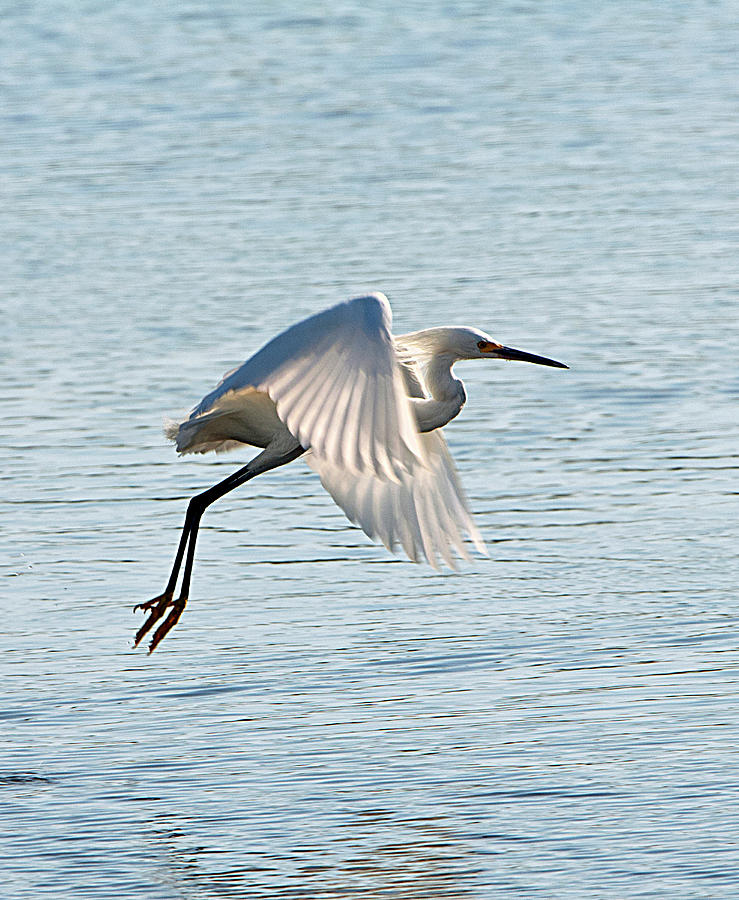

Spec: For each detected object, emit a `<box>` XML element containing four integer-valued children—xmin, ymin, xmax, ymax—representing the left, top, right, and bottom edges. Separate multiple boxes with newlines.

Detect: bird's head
<box><xmin>396</xmin><ymin>326</ymin><xmax>568</xmax><ymax>370</ymax></box>
<box><xmin>452</xmin><ymin>327</ymin><xmax>568</xmax><ymax>369</ymax></box>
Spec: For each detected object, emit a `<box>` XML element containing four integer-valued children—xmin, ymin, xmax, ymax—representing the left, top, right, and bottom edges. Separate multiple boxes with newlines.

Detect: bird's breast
<box><xmin>410</xmin><ymin>393</ymin><xmax>465</xmax><ymax>433</ymax></box>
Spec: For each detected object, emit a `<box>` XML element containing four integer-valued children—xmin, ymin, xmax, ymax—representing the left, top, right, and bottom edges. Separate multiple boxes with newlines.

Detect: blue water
<box><xmin>3</xmin><ymin>2</ymin><xmax>739</xmax><ymax>897</ymax></box>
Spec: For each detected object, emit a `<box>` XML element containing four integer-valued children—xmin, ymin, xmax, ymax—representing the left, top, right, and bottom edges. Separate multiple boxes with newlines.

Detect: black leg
<box><xmin>135</xmin><ymin>444</ymin><xmax>304</xmax><ymax>652</ymax></box>
<box><xmin>133</xmin><ymin>464</ymin><xmax>249</xmax><ymax>649</ymax></box>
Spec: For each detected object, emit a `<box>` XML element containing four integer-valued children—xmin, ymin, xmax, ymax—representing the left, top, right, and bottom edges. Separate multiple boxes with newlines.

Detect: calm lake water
<box><xmin>3</xmin><ymin>2</ymin><xmax>738</xmax><ymax>897</ymax></box>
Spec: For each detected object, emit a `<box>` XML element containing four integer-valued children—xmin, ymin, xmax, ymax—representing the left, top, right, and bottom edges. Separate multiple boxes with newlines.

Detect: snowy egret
<box><xmin>134</xmin><ymin>292</ymin><xmax>567</xmax><ymax>651</ymax></box>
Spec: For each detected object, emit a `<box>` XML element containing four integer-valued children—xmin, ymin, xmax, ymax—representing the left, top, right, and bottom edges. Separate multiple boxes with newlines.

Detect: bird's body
<box><xmin>135</xmin><ymin>292</ymin><xmax>567</xmax><ymax>652</ymax></box>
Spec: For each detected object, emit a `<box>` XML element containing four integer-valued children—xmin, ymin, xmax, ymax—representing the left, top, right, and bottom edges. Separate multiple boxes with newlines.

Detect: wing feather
<box><xmin>306</xmin><ymin>429</ymin><xmax>487</xmax><ymax>569</ymax></box>
<box><xmin>188</xmin><ymin>293</ymin><xmax>422</xmax><ymax>480</ymax></box>
<box><xmin>323</xmin><ymin>372</ymin><xmax>357</xmax><ymax>465</ymax></box>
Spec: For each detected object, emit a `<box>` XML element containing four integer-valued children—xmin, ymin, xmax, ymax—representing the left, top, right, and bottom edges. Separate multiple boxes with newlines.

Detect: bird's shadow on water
<box><xmin>141</xmin><ymin>806</ymin><xmax>482</xmax><ymax>898</ymax></box>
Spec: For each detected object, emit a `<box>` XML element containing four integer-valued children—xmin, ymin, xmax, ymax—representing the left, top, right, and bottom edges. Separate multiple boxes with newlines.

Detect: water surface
<box><xmin>3</xmin><ymin>2</ymin><xmax>739</xmax><ymax>897</ymax></box>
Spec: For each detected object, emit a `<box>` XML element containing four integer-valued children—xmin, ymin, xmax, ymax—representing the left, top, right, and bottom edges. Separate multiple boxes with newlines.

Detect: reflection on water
<box><xmin>4</xmin><ymin>0</ymin><xmax>739</xmax><ymax>898</ymax></box>
<box><xmin>147</xmin><ymin>808</ymin><xmax>480</xmax><ymax>898</ymax></box>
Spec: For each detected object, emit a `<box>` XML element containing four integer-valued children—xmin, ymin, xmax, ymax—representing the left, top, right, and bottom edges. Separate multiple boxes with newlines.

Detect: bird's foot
<box><xmin>148</xmin><ymin>596</ymin><xmax>188</xmax><ymax>654</ymax></box>
<box><xmin>133</xmin><ymin>592</ymin><xmax>171</xmax><ymax>616</ymax></box>
<box><xmin>133</xmin><ymin>590</ymin><xmax>186</xmax><ymax>652</ymax></box>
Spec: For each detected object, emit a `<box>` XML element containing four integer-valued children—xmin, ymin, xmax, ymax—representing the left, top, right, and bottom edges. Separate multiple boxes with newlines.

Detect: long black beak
<box><xmin>497</xmin><ymin>345</ymin><xmax>569</xmax><ymax>369</ymax></box>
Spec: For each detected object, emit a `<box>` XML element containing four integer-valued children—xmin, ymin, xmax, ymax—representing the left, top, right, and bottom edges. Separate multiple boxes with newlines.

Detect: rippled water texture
<box><xmin>4</xmin><ymin>2</ymin><xmax>739</xmax><ymax>897</ymax></box>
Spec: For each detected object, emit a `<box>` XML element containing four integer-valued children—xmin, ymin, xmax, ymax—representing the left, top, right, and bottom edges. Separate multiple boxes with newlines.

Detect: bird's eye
<box><xmin>477</xmin><ymin>340</ymin><xmax>487</xmax><ymax>350</ymax></box>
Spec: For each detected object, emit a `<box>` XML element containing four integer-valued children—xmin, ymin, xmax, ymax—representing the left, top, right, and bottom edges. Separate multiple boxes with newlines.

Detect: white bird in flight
<box><xmin>135</xmin><ymin>292</ymin><xmax>567</xmax><ymax>651</ymax></box>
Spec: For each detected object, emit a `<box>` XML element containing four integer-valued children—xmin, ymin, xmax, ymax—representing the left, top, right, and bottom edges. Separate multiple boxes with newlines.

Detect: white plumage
<box><xmin>171</xmin><ymin>293</ymin><xmax>482</xmax><ymax>568</ymax></box>
<box><xmin>136</xmin><ymin>291</ymin><xmax>567</xmax><ymax>651</ymax></box>
<box><xmin>172</xmin><ymin>292</ymin><xmax>421</xmax><ymax>479</ymax></box>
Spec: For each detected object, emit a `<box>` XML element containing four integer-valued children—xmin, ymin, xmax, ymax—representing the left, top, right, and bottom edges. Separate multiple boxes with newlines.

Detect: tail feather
<box><xmin>164</xmin><ymin>417</ymin><xmax>181</xmax><ymax>443</ymax></box>
<box><xmin>163</xmin><ymin>414</ymin><xmax>243</xmax><ymax>455</ymax></box>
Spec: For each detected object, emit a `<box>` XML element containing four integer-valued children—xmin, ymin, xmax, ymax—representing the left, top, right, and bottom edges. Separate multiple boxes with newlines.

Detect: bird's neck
<box><xmin>412</xmin><ymin>354</ymin><xmax>466</xmax><ymax>433</ymax></box>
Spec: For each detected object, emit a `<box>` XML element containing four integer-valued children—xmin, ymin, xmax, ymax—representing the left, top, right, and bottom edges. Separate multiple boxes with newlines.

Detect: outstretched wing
<box><xmin>188</xmin><ymin>293</ymin><xmax>423</xmax><ymax>480</ymax></box>
<box><xmin>305</xmin><ymin>429</ymin><xmax>487</xmax><ymax>569</ymax></box>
